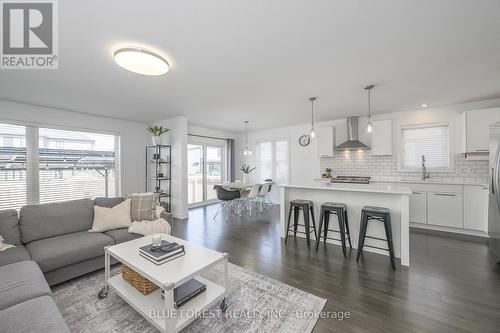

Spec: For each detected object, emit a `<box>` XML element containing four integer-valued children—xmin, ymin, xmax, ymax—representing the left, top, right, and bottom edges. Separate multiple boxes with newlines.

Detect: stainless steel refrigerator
<box><xmin>489</xmin><ymin>122</ymin><xmax>500</xmax><ymax>261</ymax></box>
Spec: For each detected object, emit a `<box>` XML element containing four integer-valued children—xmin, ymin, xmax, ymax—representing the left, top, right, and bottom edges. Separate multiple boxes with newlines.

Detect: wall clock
<box><xmin>299</xmin><ymin>135</ymin><xmax>311</xmax><ymax>146</ymax></box>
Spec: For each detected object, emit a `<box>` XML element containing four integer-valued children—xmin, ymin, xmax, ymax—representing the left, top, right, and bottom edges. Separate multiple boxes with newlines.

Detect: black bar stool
<box><xmin>315</xmin><ymin>202</ymin><xmax>352</xmax><ymax>257</ymax></box>
<box><xmin>356</xmin><ymin>206</ymin><xmax>396</xmax><ymax>270</ymax></box>
<box><xmin>284</xmin><ymin>199</ymin><xmax>317</xmax><ymax>248</ymax></box>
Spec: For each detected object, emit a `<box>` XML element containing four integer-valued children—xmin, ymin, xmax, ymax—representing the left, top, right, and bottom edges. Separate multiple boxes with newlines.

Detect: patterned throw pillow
<box><xmin>127</xmin><ymin>193</ymin><xmax>157</xmax><ymax>221</ymax></box>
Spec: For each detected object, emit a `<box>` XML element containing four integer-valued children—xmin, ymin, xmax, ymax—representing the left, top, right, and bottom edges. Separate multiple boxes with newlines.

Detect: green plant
<box><xmin>147</xmin><ymin>125</ymin><xmax>169</xmax><ymax>136</ymax></box>
<box><xmin>240</xmin><ymin>163</ymin><xmax>256</xmax><ymax>174</ymax></box>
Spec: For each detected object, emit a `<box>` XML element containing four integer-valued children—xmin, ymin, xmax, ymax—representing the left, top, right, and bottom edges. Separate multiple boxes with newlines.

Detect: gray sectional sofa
<box><xmin>0</xmin><ymin>197</ymin><xmax>171</xmax><ymax>333</ymax></box>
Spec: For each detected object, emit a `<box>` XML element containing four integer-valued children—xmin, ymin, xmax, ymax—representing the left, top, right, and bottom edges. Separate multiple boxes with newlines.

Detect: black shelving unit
<box><xmin>145</xmin><ymin>145</ymin><xmax>171</xmax><ymax>213</ymax></box>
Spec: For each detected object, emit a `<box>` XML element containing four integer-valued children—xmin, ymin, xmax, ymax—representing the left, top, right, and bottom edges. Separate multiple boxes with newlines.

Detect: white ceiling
<box><xmin>1</xmin><ymin>0</ymin><xmax>500</xmax><ymax>132</ymax></box>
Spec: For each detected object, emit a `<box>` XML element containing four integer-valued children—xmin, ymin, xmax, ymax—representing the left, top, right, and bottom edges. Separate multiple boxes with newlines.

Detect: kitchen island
<box><xmin>280</xmin><ymin>182</ymin><xmax>412</xmax><ymax>266</ymax></box>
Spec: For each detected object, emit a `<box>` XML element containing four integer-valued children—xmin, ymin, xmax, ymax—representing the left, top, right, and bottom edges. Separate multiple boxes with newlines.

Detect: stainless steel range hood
<box><xmin>335</xmin><ymin>116</ymin><xmax>370</xmax><ymax>151</ymax></box>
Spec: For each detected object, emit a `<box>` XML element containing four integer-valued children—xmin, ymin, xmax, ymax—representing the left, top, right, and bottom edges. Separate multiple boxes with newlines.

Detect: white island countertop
<box><xmin>280</xmin><ymin>182</ymin><xmax>412</xmax><ymax>195</ymax></box>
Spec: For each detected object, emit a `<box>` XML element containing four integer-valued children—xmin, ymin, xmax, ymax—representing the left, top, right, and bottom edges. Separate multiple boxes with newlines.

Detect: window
<box><xmin>38</xmin><ymin>127</ymin><xmax>116</xmax><ymax>204</ymax></box>
<box><xmin>401</xmin><ymin>123</ymin><xmax>450</xmax><ymax>170</ymax></box>
<box><xmin>0</xmin><ymin>124</ymin><xmax>27</xmax><ymax>210</ymax></box>
<box><xmin>0</xmin><ymin>123</ymin><xmax>118</xmax><ymax>210</ymax></box>
<box><xmin>257</xmin><ymin>139</ymin><xmax>289</xmax><ymax>182</ymax></box>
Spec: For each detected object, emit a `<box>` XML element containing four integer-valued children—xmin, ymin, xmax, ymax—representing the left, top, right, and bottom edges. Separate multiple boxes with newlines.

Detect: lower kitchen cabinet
<box><xmin>406</xmin><ymin>182</ymin><xmax>488</xmax><ymax>236</ymax></box>
<box><xmin>409</xmin><ymin>191</ymin><xmax>427</xmax><ymax>224</ymax></box>
<box><xmin>463</xmin><ymin>185</ymin><xmax>489</xmax><ymax>232</ymax></box>
<box><xmin>427</xmin><ymin>192</ymin><xmax>463</xmax><ymax>228</ymax></box>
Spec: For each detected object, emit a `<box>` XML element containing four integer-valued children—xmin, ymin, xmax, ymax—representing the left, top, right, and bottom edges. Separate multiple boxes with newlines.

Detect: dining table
<box><xmin>220</xmin><ymin>182</ymin><xmax>255</xmax><ymax>191</ymax></box>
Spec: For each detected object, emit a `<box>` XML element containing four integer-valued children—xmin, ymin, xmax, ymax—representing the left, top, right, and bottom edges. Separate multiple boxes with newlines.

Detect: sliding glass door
<box><xmin>188</xmin><ymin>142</ymin><xmax>226</xmax><ymax>206</ymax></box>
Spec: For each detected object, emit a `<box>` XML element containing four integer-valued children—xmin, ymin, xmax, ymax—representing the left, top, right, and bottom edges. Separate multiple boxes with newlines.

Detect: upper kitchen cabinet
<box><xmin>456</xmin><ymin>108</ymin><xmax>500</xmax><ymax>155</ymax></box>
<box><xmin>317</xmin><ymin>126</ymin><xmax>335</xmax><ymax>157</ymax></box>
<box><xmin>371</xmin><ymin>120</ymin><xmax>393</xmax><ymax>156</ymax></box>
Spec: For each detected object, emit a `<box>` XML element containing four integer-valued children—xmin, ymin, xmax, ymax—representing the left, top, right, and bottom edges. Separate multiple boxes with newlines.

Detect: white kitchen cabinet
<box><xmin>371</xmin><ymin>120</ymin><xmax>392</xmax><ymax>156</ymax></box>
<box><xmin>428</xmin><ymin>192</ymin><xmax>463</xmax><ymax>228</ymax></box>
<box><xmin>463</xmin><ymin>185</ymin><xmax>489</xmax><ymax>232</ymax></box>
<box><xmin>457</xmin><ymin>108</ymin><xmax>500</xmax><ymax>154</ymax></box>
<box><xmin>409</xmin><ymin>191</ymin><xmax>427</xmax><ymax>224</ymax></box>
<box><xmin>317</xmin><ymin>126</ymin><xmax>335</xmax><ymax>157</ymax></box>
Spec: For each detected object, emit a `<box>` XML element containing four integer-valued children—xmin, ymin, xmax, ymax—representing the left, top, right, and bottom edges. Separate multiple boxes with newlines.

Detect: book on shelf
<box><xmin>139</xmin><ymin>241</ymin><xmax>185</xmax><ymax>261</ymax></box>
<box><xmin>140</xmin><ymin>251</ymin><xmax>185</xmax><ymax>265</ymax></box>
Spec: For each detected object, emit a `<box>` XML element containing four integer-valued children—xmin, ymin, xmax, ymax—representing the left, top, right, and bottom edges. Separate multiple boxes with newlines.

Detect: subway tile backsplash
<box><xmin>320</xmin><ymin>153</ymin><xmax>489</xmax><ymax>185</ymax></box>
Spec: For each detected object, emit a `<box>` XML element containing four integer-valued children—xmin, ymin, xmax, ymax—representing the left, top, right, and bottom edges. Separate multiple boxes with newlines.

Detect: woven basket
<box><xmin>122</xmin><ymin>265</ymin><xmax>159</xmax><ymax>295</ymax></box>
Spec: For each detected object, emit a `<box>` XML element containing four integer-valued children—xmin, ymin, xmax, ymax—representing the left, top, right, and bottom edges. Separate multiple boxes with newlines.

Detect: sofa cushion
<box><xmin>89</xmin><ymin>199</ymin><xmax>132</xmax><ymax>232</ymax></box>
<box><xmin>19</xmin><ymin>199</ymin><xmax>94</xmax><ymax>243</ymax></box>
<box><xmin>0</xmin><ymin>296</ymin><xmax>70</xmax><ymax>333</ymax></box>
<box><xmin>94</xmin><ymin>196</ymin><xmax>125</xmax><ymax>208</ymax></box>
<box><xmin>0</xmin><ymin>209</ymin><xmax>21</xmax><ymax>245</ymax></box>
<box><xmin>0</xmin><ymin>260</ymin><xmax>51</xmax><ymax>311</ymax></box>
<box><xmin>104</xmin><ymin>228</ymin><xmax>142</xmax><ymax>244</ymax></box>
<box><xmin>26</xmin><ymin>231</ymin><xmax>114</xmax><ymax>273</ymax></box>
<box><xmin>0</xmin><ymin>244</ymin><xmax>31</xmax><ymax>266</ymax></box>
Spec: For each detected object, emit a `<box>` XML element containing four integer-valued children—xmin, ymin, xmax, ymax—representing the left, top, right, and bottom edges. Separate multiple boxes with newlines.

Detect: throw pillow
<box><xmin>128</xmin><ymin>218</ymin><xmax>171</xmax><ymax>236</ymax></box>
<box><xmin>127</xmin><ymin>192</ymin><xmax>157</xmax><ymax>221</ymax></box>
<box><xmin>0</xmin><ymin>235</ymin><xmax>15</xmax><ymax>252</ymax></box>
<box><xmin>155</xmin><ymin>205</ymin><xmax>165</xmax><ymax>218</ymax></box>
<box><xmin>89</xmin><ymin>199</ymin><xmax>132</xmax><ymax>232</ymax></box>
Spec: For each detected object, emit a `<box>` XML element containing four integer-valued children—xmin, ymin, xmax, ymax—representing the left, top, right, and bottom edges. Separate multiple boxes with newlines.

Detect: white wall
<box><xmin>0</xmin><ymin>99</ymin><xmax>150</xmax><ymax>195</ymax></box>
<box><xmin>155</xmin><ymin>116</ymin><xmax>189</xmax><ymax>219</ymax></box>
<box><xmin>188</xmin><ymin>124</ymin><xmax>237</xmax><ymax>140</ymax></box>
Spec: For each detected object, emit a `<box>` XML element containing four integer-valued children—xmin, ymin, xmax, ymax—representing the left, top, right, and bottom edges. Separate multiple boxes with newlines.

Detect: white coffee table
<box><xmin>99</xmin><ymin>234</ymin><xmax>229</xmax><ymax>333</ymax></box>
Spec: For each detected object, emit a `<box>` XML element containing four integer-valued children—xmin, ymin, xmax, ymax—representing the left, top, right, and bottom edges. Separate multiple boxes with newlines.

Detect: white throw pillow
<box><xmin>89</xmin><ymin>199</ymin><xmax>132</xmax><ymax>232</ymax></box>
<box><xmin>128</xmin><ymin>218</ymin><xmax>171</xmax><ymax>236</ymax></box>
<box><xmin>0</xmin><ymin>235</ymin><xmax>15</xmax><ymax>252</ymax></box>
<box><xmin>155</xmin><ymin>205</ymin><xmax>165</xmax><ymax>218</ymax></box>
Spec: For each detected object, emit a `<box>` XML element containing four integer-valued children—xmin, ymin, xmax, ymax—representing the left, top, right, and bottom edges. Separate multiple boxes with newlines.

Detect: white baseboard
<box><xmin>410</xmin><ymin>222</ymin><xmax>489</xmax><ymax>238</ymax></box>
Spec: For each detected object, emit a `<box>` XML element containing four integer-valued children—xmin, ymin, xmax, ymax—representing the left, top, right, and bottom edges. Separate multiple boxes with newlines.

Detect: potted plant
<box><xmin>240</xmin><ymin>163</ymin><xmax>256</xmax><ymax>183</ymax></box>
<box><xmin>147</xmin><ymin>125</ymin><xmax>169</xmax><ymax>145</ymax></box>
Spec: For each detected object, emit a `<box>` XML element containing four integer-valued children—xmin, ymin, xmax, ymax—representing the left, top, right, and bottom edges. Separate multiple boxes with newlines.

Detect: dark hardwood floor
<box><xmin>172</xmin><ymin>204</ymin><xmax>500</xmax><ymax>333</ymax></box>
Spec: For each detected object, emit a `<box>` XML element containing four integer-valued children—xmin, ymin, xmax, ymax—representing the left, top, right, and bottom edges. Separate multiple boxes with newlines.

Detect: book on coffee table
<box><xmin>140</xmin><ymin>241</ymin><xmax>185</xmax><ymax>261</ymax></box>
<box><xmin>140</xmin><ymin>251</ymin><xmax>185</xmax><ymax>265</ymax></box>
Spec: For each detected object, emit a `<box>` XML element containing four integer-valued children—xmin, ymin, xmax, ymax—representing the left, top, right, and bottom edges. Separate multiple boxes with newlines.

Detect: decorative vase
<box><xmin>152</xmin><ymin>136</ymin><xmax>162</xmax><ymax>146</ymax></box>
<box><xmin>243</xmin><ymin>173</ymin><xmax>247</xmax><ymax>183</ymax></box>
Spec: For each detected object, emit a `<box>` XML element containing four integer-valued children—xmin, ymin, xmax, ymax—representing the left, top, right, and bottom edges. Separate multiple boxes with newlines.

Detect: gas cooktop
<box><xmin>330</xmin><ymin>176</ymin><xmax>371</xmax><ymax>184</ymax></box>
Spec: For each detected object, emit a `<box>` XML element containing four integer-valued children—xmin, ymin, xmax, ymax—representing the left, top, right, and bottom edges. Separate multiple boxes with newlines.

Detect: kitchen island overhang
<box><xmin>279</xmin><ymin>182</ymin><xmax>412</xmax><ymax>266</ymax></box>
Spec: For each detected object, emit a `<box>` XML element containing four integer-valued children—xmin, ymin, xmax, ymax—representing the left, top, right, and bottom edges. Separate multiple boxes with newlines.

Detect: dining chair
<box><xmin>213</xmin><ymin>185</ymin><xmax>240</xmax><ymax>221</ymax></box>
<box><xmin>257</xmin><ymin>182</ymin><xmax>272</xmax><ymax>212</ymax></box>
<box><xmin>242</xmin><ymin>184</ymin><xmax>261</xmax><ymax>217</ymax></box>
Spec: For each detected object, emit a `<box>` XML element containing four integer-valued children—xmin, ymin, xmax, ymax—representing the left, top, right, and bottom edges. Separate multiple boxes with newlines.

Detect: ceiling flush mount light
<box><xmin>114</xmin><ymin>47</ymin><xmax>169</xmax><ymax>76</ymax></box>
<box><xmin>365</xmin><ymin>85</ymin><xmax>375</xmax><ymax>133</ymax></box>
<box><xmin>243</xmin><ymin>121</ymin><xmax>252</xmax><ymax>156</ymax></box>
<box><xmin>309</xmin><ymin>97</ymin><xmax>318</xmax><ymax>138</ymax></box>
<box><xmin>421</xmin><ymin>104</ymin><xmax>428</xmax><ymax>108</ymax></box>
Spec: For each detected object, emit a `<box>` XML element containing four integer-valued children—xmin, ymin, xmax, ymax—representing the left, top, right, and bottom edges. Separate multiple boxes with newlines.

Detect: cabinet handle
<box><xmin>474</xmin><ymin>149</ymin><xmax>489</xmax><ymax>152</ymax></box>
<box><xmin>433</xmin><ymin>193</ymin><xmax>456</xmax><ymax>197</ymax></box>
<box><xmin>412</xmin><ymin>192</ymin><xmax>421</xmax><ymax>194</ymax></box>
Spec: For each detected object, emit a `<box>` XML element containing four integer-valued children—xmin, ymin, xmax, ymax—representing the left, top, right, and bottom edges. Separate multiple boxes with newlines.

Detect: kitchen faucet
<box><xmin>421</xmin><ymin>155</ymin><xmax>430</xmax><ymax>180</ymax></box>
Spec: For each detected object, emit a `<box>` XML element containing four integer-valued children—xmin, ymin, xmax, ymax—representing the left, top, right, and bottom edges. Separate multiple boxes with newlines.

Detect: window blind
<box><xmin>0</xmin><ymin>124</ymin><xmax>27</xmax><ymax>210</ymax></box>
<box><xmin>401</xmin><ymin>124</ymin><xmax>449</xmax><ymax>169</ymax></box>
<box><xmin>38</xmin><ymin>127</ymin><xmax>116</xmax><ymax>204</ymax></box>
<box><xmin>0</xmin><ymin>123</ymin><xmax>118</xmax><ymax>210</ymax></box>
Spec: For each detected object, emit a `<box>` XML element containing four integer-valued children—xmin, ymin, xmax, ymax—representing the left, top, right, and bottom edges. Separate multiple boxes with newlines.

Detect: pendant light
<box><xmin>309</xmin><ymin>97</ymin><xmax>318</xmax><ymax>138</ymax></box>
<box><xmin>365</xmin><ymin>85</ymin><xmax>375</xmax><ymax>133</ymax></box>
<box><xmin>243</xmin><ymin>120</ymin><xmax>252</xmax><ymax>155</ymax></box>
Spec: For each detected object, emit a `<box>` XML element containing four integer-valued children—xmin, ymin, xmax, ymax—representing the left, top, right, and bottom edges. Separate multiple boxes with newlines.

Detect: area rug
<box><xmin>52</xmin><ymin>262</ymin><xmax>326</xmax><ymax>333</ymax></box>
